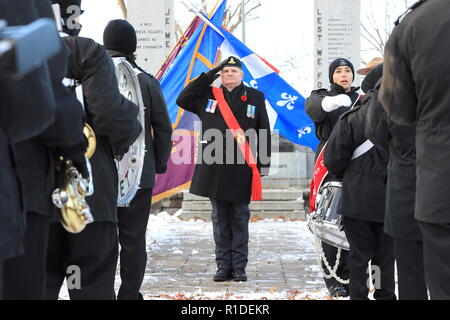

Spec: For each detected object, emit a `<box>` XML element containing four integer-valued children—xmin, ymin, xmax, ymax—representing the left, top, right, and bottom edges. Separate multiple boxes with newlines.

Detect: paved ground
<box><xmin>135</xmin><ymin>212</ymin><xmax>336</xmax><ymax>300</ymax></box>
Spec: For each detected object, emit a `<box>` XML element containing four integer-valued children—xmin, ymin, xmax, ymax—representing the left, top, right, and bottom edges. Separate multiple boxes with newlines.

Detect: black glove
<box><xmin>70</xmin><ymin>153</ymin><xmax>89</xmax><ymax>180</ymax></box>
<box><xmin>58</xmin><ymin>141</ymin><xmax>89</xmax><ymax>179</ymax></box>
<box><xmin>205</xmin><ymin>66</ymin><xmax>221</xmax><ymax>83</ymax></box>
<box><xmin>205</xmin><ymin>60</ymin><xmax>228</xmax><ymax>83</ymax></box>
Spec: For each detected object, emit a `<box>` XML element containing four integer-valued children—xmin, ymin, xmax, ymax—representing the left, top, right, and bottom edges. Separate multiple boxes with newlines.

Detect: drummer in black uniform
<box><xmin>305</xmin><ymin>58</ymin><xmax>359</xmax><ymax>297</ymax></box>
<box><xmin>324</xmin><ymin>65</ymin><xmax>396</xmax><ymax>300</ymax></box>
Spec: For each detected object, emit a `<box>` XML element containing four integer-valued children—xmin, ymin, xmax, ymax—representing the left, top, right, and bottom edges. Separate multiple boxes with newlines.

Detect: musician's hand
<box><xmin>58</xmin><ymin>141</ymin><xmax>89</xmax><ymax>179</ymax></box>
<box><xmin>112</xmin><ymin>144</ymin><xmax>130</xmax><ymax>161</ymax></box>
<box><xmin>73</xmin><ymin>154</ymin><xmax>89</xmax><ymax>180</ymax></box>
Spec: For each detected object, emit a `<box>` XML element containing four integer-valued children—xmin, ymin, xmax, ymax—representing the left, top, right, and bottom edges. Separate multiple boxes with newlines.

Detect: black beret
<box><xmin>220</xmin><ymin>56</ymin><xmax>243</xmax><ymax>70</ymax></box>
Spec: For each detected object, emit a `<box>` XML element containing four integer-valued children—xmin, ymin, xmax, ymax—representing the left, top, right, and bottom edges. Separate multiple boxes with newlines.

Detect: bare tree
<box><xmin>175</xmin><ymin>0</ymin><xmax>262</xmax><ymax>40</ymax></box>
<box><xmin>361</xmin><ymin>0</ymin><xmax>416</xmax><ymax>62</ymax></box>
<box><xmin>222</xmin><ymin>0</ymin><xmax>262</xmax><ymax>33</ymax></box>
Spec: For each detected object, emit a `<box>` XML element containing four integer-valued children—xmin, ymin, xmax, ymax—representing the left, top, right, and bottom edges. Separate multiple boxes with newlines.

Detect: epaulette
<box><xmin>394</xmin><ymin>0</ymin><xmax>426</xmax><ymax>26</ymax></box>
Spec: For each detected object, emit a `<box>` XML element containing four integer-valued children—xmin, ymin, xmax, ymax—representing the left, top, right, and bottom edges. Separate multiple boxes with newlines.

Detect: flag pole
<box><xmin>242</xmin><ymin>0</ymin><xmax>246</xmax><ymax>44</ymax></box>
<box><xmin>183</xmin><ymin>0</ymin><xmax>224</xmax><ymax>86</ymax></box>
<box><xmin>155</xmin><ymin>16</ymin><xmax>200</xmax><ymax>80</ymax></box>
<box><xmin>171</xmin><ymin>0</ymin><xmax>225</xmax><ymax>130</ymax></box>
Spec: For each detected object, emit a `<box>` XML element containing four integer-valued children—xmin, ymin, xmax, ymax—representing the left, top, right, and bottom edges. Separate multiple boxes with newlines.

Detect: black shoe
<box><xmin>327</xmin><ymin>285</ymin><xmax>349</xmax><ymax>298</ymax></box>
<box><xmin>233</xmin><ymin>269</ymin><xmax>247</xmax><ymax>282</ymax></box>
<box><xmin>213</xmin><ymin>269</ymin><xmax>233</xmax><ymax>282</ymax></box>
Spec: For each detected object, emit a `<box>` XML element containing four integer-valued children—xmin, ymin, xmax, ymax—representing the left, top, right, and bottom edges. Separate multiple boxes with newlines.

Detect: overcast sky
<box><xmin>79</xmin><ymin>0</ymin><xmax>414</xmax><ymax>96</ymax></box>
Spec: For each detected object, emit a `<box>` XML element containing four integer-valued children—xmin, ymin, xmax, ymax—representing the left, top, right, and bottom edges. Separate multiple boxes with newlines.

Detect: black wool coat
<box><xmin>11</xmin><ymin>5</ymin><xmax>87</xmax><ymax>218</ymax></box>
<box><xmin>380</xmin><ymin>0</ymin><xmax>450</xmax><ymax>224</ymax></box>
<box><xmin>176</xmin><ymin>73</ymin><xmax>271</xmax><ymax>204</ymax></box>
<box><xmin>106</xmin><ymin>51</ymin><xmax>173</xmax><ymax>189</ymax></box>
<box><xmin>366</xmin><ymin>80</ymin><xmax>421</xmax><ymax>241</ymax></box>
<box><xmin>0</xmin><ymin>0</ymin><xmax>84</xmax><ymax>260</ymax></box>
<box><xmin>63</xmin><ymin>37</ymin><xmax>142</xmax><ymax>222</ymax></box>
<box><xmin>324</xmin><ymin>97</ymin><xmax>388</xmax><ymax>223</ymax></box>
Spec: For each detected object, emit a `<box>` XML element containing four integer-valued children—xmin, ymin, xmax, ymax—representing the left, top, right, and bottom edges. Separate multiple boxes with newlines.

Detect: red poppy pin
<box><xmin>241</xmin><ymin>91</ymin><xmax>248</xmax><ymax>102</ymax></box>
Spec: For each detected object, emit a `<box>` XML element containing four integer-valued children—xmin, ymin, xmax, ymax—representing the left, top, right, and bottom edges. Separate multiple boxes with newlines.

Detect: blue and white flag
<box><xmin>153</xmin><ymin>0</ymin><xmax>227</xmax><ymax>202</ymax></box>
<box><xmin>217</xmin><ymin>28</ymin><xmax>319</xmax><ymax>151</ymax></box>
<box><xmin>154</xmin><ymin>0</ymin><xmax>319</xmax><ymax>201</ymax></box>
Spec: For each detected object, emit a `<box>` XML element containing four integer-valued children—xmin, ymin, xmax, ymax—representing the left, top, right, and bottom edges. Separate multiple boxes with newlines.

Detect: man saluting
<box><xmin>176</xmin><ymin>56</ymin><xmax>271</xmax><ymax>282</ymax></box>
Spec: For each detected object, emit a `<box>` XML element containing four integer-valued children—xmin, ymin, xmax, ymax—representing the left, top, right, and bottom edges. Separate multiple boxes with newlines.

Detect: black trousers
<box><xmin>117</xmin><ymin>188</ymin><xmax>152</xmax><ymax>300</ymax></box>
<box><xmin>343</xmin><ymin>216</ymin><xmax>396</xmax><ymax>300</ymax></box>
<box><xmin>46</xmin><ymin>221</ymin><xmax>118</xmax><ymax>300</ymax></box>
<box><xmin>210</xmin><ymin>198</ymin><xmax>250</xmax><ymax>272</ymax></box>
<box><xmin>418</xmin><ymin>221</ymin><xmax>450</xmax><ymax>300</ymax></box>
<box><xmin>321</xmin><ymin>242</ymin><xmax>349</xmax><ymax>289</ymax></box>
<box><xmin>393</xmin><ymin>238</ymin><xmax>428</xmax><ymax>300</ymax></box>
<box><xmin>3</xmin><ymin>212</ymin><xmax>49</xmax><ymax>300</ymax></box>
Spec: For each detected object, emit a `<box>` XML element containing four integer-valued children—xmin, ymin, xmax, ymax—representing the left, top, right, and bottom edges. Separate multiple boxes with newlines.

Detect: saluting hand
<box><xmin>205</xmin><ymin>60</ymin><xmax>228</xmax><ymax>83</ymax></box>
<box><xmin>321</xmin><ymin>94</ymin><xmax>352</xmax><ymax>112</ymax></box>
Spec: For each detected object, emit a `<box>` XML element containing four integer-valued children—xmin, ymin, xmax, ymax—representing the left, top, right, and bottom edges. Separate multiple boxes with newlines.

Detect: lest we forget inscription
<box><xmin>314</xmin><ymin>0</ymin><xmax>361</xmax><ymax>89</ymax></box>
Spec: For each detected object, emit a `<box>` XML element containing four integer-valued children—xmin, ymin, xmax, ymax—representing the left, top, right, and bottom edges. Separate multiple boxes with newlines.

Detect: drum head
<box><xmin>113</xmin><ymin>57</ymin><xmax>146</xmax><ymax>207</ymax></box>
<box><xmin>309</xmin><ymin>180</ymin><xmax>349</xmax><ymax>250</ymax></box>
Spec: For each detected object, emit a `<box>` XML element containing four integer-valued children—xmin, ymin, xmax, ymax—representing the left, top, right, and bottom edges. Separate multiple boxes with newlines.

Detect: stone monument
<box><xmin>314</xmin><ymin>0</ymin><xmax>361</xmax><ymax>89</ymax></box>
<box><xmin>128</xmin><ymin>0</ymin><xmax>175</xmax><ymax>74</ymax></box>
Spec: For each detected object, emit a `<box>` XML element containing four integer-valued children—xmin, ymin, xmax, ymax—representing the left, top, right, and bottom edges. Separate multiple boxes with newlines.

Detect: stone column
<box><xmin>314</xmin><ymin>0</ymin><xmax>361</xmax><ymax>89</ymax></box>
<box><xmin>128</xmin><ymin>0</ymin><xmax>175</xmax><ymax>74</ymax></box>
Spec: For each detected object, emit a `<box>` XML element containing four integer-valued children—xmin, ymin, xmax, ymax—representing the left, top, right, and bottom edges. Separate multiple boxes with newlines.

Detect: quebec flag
<box><xmin>153</xmin><ymin>0</ymin><xmax>319</xmax><ymax>202</ymax></box>
<box><xmin>215</xmin><ymin>27</ymin><xmax>319</xmax><ymax>151</ymax></box>
<box><xmin>153</xmin><ymin>0</ymin><xmax>228</xmax><ymax>202</ymax></box>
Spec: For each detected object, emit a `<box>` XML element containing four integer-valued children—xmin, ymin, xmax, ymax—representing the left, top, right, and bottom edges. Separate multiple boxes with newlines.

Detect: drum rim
<box><xmin>321</xmin><ymin>181</ymin><xmax>343</xmax><ymax>188</ymax></box>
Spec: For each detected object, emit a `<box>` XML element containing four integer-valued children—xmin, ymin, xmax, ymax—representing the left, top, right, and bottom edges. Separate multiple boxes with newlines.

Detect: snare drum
<box><xmin>308</xmin><ymin>181</ymin><xmax>350</xmax><ymax>250</ymax></box>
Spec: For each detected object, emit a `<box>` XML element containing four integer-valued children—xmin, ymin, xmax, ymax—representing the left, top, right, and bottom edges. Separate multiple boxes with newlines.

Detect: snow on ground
<box><xmin>58</xmin><ymin>211</ymin><xmax>352</xmax><ymax>300</ymax></box>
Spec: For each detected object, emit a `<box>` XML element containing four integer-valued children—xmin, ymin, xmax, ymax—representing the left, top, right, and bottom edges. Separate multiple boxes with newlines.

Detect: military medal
<box><xmin>247</xmin><ymin>104</ymin><xmax>256</xmax><ymax>118</ymax></box>
<box><xmin>205</xmin><ymin>99</ymin><xmax>218</xmax><ymax>113</ymax></box>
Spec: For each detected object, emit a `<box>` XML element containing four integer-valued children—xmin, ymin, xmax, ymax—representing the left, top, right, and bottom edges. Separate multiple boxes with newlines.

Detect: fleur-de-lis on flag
<box><xmin>244</xmin><ymin>79</ymin><xmax>259</xmax><ymax>89</ymax></box>
<box><xmin>276</xmin><ymin>92</ymin><xmax>298</xmax><ymax>110</ymax></box>
<box><xmin>297</xmin><ymin>126</ymin><xmax>312</xmax><ymax>138</ymax></box>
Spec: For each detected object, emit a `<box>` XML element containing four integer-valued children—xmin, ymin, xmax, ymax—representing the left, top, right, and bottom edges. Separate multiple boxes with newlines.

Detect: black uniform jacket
<box><xmin>366</xmin><ymin>81</ymin><xmax>421</xmax><ymax>241</ymax></box>
<box><xmin>63</xmin><ymin>37</ymin><xmax>142</xmax><ymax>222</ymax></box>
<box><xmin>305</xmin><ymin>84</ymin><xmax>360</xmax><ymax>158</ymax></box>
<box><xmin>380</xmin><ymin>0</ymin><xmax>450</xmax><ymax>223</ymax></box>
<box><xmin>0</xmin><ymin>0</ymin><xmax>83</xmax><ymax>260</ymax></box>
<box><xmin>0</xmin><ymin>0</ymin><xmax>57</xmax><ymax>143</ymax></box>
<box><xmin>0</xmin><ymin>133</ymin><xmax>25</xmax><ymax>262</ymax></box>
<box><xmin>106</xmin><ymin>50</ymin><xmax>173</xmax><ymax>189</ymax></box>
<box><xmin>324</xmin><ymin>97</ymin><xmax>388</xmax><ymax>223</ymax></box>
<box><xmin>176</xmin><ymin>73</ymin><xmax>271</xmax><ymax>204</ymax></box>
<box><xmin>11</xmin><ymin>1</ymin><xmax>87</xmax><ymax>218</ymax></box>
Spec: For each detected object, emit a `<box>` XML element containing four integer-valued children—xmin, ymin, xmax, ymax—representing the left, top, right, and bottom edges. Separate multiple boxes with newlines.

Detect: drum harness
<box><xmin>312</xmin><ymin>138</ymin><xmax>374</xmax><ymax>284</ymax></box>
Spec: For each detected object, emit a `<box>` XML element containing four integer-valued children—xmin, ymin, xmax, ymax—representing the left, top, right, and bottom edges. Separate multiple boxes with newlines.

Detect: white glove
<box><xmin>321</xmin><ymin>94</ymin><xmax>352</xmax><ymax>112</ymax></box>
